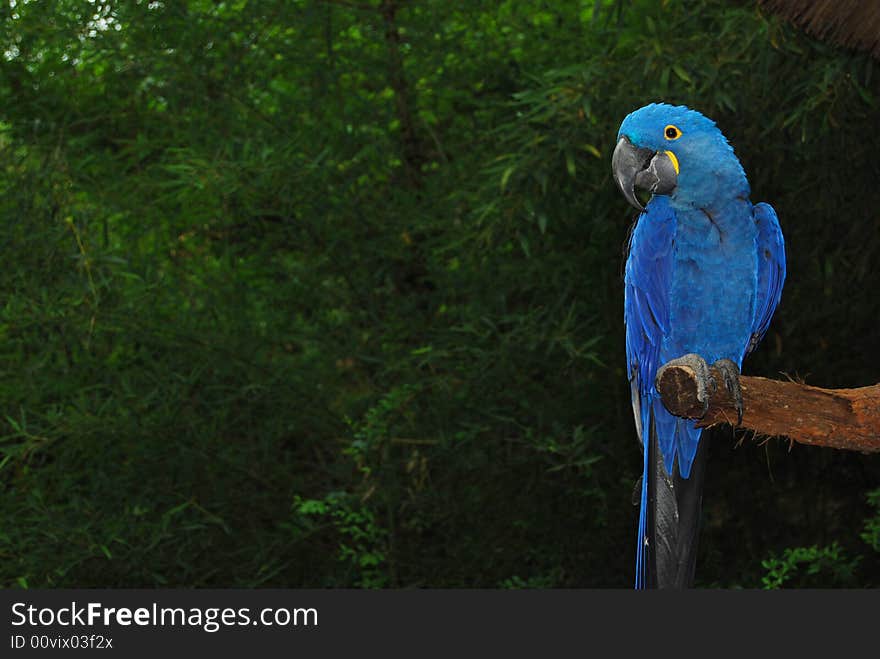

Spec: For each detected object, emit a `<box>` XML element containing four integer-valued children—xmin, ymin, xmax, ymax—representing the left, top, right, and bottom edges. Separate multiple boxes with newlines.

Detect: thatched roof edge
<box><xmin>761</xmin><ymin>0</ymin><xmax>880</xmax><ymax>59</ymax></box>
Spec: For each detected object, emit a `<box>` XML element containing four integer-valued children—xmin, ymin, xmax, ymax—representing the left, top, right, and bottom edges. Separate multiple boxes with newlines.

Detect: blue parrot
<box><xmin>611</xmin><ymin>104</ymin><xmax>785</xmax><ymax>588</ymax></box>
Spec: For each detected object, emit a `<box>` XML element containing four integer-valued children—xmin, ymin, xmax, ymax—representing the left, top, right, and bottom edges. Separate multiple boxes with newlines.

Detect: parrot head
<box><xmin>612</xmin><ymin>103</ymin><xmax>748</xmax><ymax>210</ymax></box>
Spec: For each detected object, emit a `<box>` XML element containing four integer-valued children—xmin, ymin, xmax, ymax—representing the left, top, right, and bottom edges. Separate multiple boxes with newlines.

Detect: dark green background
<box><xmin>1</xmin><ymin>0</ymin><xmax>878</xmax><ymax>588</ymax></box>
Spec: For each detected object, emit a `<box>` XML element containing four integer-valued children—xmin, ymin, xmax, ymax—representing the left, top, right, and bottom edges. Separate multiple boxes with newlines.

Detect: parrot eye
<box><xmin>664</xmin><ymin>125</ymin><xmax>682</xmax><ymax>140</ymax></box>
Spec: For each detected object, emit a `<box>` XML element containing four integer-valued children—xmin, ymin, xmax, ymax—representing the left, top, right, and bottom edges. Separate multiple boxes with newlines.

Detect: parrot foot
<box><xmin>656</xmin><ymin>353</ymin><xmax>714</xmax><ymax>418</ymax></box>
<box><xmin>712</xmin><ymin>358</ymin><xmax>743</xmax><ymax>426</ymax></box>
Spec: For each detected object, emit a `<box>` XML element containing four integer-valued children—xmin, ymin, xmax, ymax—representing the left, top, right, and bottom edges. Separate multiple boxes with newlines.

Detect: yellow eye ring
<box><xmin>664</xmin><ymin>125</ymin><xmax>682</xmax><ymax>140</ymax></box>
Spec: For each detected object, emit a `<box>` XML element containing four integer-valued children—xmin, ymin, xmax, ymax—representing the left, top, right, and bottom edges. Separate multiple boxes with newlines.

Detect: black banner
<box><xmin>0</xmin><ymin>589</ymin><xmax>872</xmax><ymax>655</ymax></box>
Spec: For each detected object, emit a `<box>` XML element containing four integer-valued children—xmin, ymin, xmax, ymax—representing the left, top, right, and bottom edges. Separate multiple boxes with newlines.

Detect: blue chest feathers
<box><xmin>664</xmin><ymin>198</ymin><xmax>758</xmax><ymax>364</ymax></box>
<box><xmin>624</xmin><ymin>194</ymin><xmax>761</xmax><ymax>394</ymax></box>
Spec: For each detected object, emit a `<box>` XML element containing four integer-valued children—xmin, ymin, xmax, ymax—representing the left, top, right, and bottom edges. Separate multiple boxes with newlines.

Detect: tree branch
<box><xmin>654</xmin><ymin>363</ymin><xmax>880</xmax><ymax>453</ymax></box>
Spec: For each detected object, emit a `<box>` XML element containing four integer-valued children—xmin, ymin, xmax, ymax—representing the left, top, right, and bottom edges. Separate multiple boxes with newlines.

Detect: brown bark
<box><xmin>381</xmin><ymin>0</ymin><xmax>424</xmax><ymax>187</ymax></box>
<box><xmin>320</xmin><ymin>1</ymin><xmax>424</xmax><ymax>184</ymax></box>
<box><xmin>655</xmin><ymin>363</ymin><xmax>880</xmax><ymax>453</ymax></box>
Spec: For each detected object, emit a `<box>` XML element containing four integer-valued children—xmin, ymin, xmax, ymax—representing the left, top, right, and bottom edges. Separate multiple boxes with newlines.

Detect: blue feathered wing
<box><xmin>748</xmin><ymin>202</ymin><xmax>786</xmax><ymax>354</ymax></box>
<box><xmin>624</xmin><ymin>197</ymin><xmax>682</xmax><ymax>587</ymax></box>
<box><xmin>624</xmin><ymin>196</ymin><xmax>701</xmax><ymax>478</ymax></box>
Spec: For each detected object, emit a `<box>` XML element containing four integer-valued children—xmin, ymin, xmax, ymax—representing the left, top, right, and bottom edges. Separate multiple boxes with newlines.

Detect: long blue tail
<box><xmin>636</xmin><ymin>400</ymin><xmax>709</xmax><ymax>589</ymax></box>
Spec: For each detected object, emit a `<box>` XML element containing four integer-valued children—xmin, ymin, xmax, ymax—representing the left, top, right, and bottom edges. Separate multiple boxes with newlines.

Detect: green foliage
<box><xmin>0</xmin><ymin>0</ymin><xmax>878</xmax><ymax>588</ymax></box>
<box><xmin>859</xmin><ymin>489</ymin><xmax>880</xmax><ymax>553</ymax></box>
<box><xmin>761</xmin><ymin>544</ymin><xmax>860</xmax><ymax>589</ymax></box>
<box><xmin>292</xmin><ymin>493</ymin><xmax>389</xmax><ymax>588</ymax></box>
<box><xmin>760</xmin><ymin>489</ymin><xmax>880</xmax><ymax>589</ymax></box>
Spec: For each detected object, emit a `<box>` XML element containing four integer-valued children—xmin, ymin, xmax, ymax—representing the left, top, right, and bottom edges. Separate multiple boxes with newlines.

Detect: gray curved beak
<box><xmin>611</xmin><ymin>136</ymin><xmax>678</xmax><ymax>211</ymax></box>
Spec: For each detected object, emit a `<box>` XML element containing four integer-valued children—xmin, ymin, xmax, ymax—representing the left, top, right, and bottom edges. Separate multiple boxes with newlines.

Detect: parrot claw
<box><xmin>657</xmin><ymin>353</ymin><xmax>714</xmax><ymax>418</ymax></box>
<box><xmin>713</xmin><ymin>359</ymin><xmax>743</xmax><ymax>426</ymax></box>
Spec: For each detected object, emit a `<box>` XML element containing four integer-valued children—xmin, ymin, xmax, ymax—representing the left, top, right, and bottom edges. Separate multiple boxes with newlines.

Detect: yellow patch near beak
<box><xmin>664</xmin><ymin>150</ymin><xmax>679</xmax><ymax>175</ymax></box>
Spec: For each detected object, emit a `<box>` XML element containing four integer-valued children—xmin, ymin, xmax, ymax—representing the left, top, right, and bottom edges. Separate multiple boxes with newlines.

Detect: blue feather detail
<box><xmin>624</xmin><ymin>196</ymin><xmax>674</xmax><ymax>398</ymax></box>
<box><xmin>635</xmin><ymin>395</ymin><xmax>651</xmax><ymax>589</ymax></box>
<box><xmin>626</xmin><ymin>196</ymin><xmax>675</xmax><ymax>589</ymax></box>
<box><xmin>748</xmin><ymin>202</ymin><xmax>786</xmax><ymax>354</ymax></box>
<box><xmin>673</xmin><ymin>415</ymin><xmax>702</xmax><ymax>479</ymax></box>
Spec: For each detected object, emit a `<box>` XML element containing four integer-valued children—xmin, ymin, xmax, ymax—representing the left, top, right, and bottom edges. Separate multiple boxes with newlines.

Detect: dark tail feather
<box><xmin>642</xmin><ymin>415</ymin><xmax>709</xmax><ymax>589</ymax></box>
